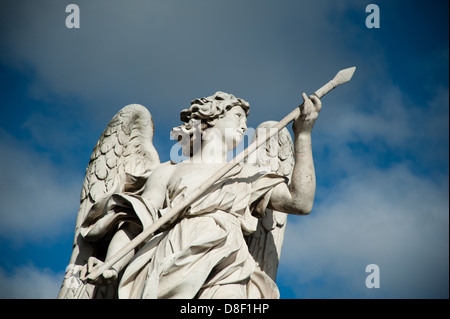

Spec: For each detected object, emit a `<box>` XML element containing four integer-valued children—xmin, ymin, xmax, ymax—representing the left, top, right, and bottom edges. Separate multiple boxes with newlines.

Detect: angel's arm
<box><xmin>108</xmin><ymin>166</ymin><xmax>170</xmax><ymax>267</ymax></box>
<box><xmin>84</xmin><ymin>165</ymin><xmax>170</xmax><ymax>283</ymax></box>
<box><xmin>268</xmin><ymin>93</ymin><xmax>321</xmax><ymax>215</ymax></box>
<box><xmin>83</xmin><ymin>221</ymin><xmax>141</xmax><ymax>283</ymax></box>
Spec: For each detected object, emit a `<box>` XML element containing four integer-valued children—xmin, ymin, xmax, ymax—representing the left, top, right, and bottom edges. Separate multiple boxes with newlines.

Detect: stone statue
<box><xmin>58</xmin><ymin>68</ymin><xmax>355</xmax><ymax>299</ymax></box>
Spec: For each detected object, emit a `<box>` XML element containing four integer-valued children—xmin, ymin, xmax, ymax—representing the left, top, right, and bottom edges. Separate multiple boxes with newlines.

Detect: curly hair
<box><xmin>171</xmin><ymin>91</ymin><xmax>250</xmax><ymax>157</ymax></box>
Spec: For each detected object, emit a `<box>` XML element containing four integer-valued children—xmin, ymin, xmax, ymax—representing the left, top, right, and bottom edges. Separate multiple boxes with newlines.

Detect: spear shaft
<box><xmin>84</xmin><ymin>66</ymin><xmax>356</xmax><ymax>282</ymax></box>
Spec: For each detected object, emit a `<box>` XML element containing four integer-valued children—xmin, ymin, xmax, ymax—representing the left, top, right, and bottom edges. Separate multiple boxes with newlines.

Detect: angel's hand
<box><xmin>80</xmin><ymin>257</ymin><xmax>118</xmax><ymax>285</ymax></box>
<box><xmin>293</xmin><ymin>93</ymin><xmax>322</xmax><ymax>135</ymax></box>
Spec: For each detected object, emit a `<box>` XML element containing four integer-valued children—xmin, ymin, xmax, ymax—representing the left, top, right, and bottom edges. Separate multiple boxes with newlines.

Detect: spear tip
<box><xmin>333</xmin><ymin>66</ymin><xmax>356</xmax><ymax>85</ymax></box>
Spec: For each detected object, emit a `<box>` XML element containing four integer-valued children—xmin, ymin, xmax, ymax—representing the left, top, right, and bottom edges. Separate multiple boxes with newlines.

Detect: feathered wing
<box><xmin>245</xmin><ymin>121</ymin><xmax>294</xmax><ymax>282</ymax></box>
<box><xmin>58</xmin><ymin>104</ymin><xmax>160</xmax><ymax>299</ymax></box>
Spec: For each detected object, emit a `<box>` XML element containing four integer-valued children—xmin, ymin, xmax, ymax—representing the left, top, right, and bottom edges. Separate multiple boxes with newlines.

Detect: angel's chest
<box><xmin>165</xmin><ymin>164</ymin><xmax>253</xmax><ymax>208</ymax></box>
<box><xmin>168</xmin><ymin>163</ymin><xmax>224</xmax><ymax>188</ymax></box>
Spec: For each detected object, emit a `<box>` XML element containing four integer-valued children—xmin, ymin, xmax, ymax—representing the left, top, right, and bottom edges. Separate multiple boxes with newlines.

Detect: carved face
<box><xmin>207</xmin><ymin>106</ymin><xmax>247</xmax><ymax>151</ymax></box>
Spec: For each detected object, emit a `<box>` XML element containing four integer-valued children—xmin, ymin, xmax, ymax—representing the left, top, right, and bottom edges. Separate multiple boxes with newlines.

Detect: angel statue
<box><xmin>58</xmin><ymin>90</ymin><xmax>322</xmax><ymax>299</ymax></box>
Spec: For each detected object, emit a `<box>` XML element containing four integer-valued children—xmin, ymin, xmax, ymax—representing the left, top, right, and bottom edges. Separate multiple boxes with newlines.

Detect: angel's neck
<box><xmin>190</xmin><ymin>136</ymin><xmax>228</xmax><ymax>164</ymax></box>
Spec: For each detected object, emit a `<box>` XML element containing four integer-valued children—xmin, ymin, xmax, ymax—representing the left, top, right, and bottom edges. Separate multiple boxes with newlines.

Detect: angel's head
<box><xmin>171</xmin><ymin>91</ymin><xmax>250</xmax><ymax>157</ymax></box>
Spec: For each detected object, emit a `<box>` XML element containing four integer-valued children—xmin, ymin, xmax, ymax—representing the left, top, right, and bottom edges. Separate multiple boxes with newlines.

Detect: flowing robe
<box><xmin>81</xmin><ymin>163</ymin><xmax>286</xmax><ymax>299</ymax></box>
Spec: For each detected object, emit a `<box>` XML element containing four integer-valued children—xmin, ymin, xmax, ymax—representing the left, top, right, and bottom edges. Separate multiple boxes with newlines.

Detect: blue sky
<box><xmin>0</xmin><ymin>0</ymin><xmax>448</xmax><ymax>299</ymax></box>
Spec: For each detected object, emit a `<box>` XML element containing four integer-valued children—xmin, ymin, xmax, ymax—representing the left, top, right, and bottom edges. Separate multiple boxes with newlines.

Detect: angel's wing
<box><xmin>58</xmin><ymin>104</ymin><xmax>160</xmax><ymax>299</ymax></box>
<box><xmin>245</xmin><ymin>121</ymin><xmax>294</xmax><ymax>282</ymax></box>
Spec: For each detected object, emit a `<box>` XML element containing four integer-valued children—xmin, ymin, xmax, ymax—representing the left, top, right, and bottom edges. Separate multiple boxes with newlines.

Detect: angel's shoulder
<box><xmin>141</xmin><ymin>162</ymin><xmax>175</xmax><ymax>200</ymax></box>
<box><xmin>146</xmin><ymin>161</ymin><xmax>176</xmax><ymax>186</ymax></box>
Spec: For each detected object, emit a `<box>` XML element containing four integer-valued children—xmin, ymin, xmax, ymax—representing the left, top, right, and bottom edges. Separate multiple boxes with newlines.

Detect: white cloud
<box><xmin>319</xmin><ymin>84</ymin><xmax>406</xmax><ymax>145</ymax></box>
<box><xmin>276</xmin><ymin>82</ymin><xmax>448</xmax><ymax>299</ymax></box>
<box><xmin>312</xmin><ymin>84</ymin><xmax>449</xmax><ymax>181</ymax></box>
<box><xmin>0</xmin><ymin>1</ymin><xmax>365</xmax><ymax>125</ymax></box>
<box><xmin>0</xmin><ymin>265</ymin><xmax>63</xmax><ymax>298</ymax></box>
<box><xmin>0</xmin><ymin>130</ymin><xmax>80</xmax><ymax>241</ymax></box>
<box><xmin>279</xmin><ymin>164</ymin><xmax>449</xmax><ymax>298</ymax></box>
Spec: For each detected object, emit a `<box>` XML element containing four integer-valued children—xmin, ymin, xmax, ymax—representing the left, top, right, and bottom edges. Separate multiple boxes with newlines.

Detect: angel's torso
<box><xmin>148</xmin><ymin>161</ymin><xmax>259</xmax><ymax>194</ymax></box>
<box><xmin>167</xmin><ymin>162</ymin><xmax>230</xmax><ymax>188</ymax></box>
<box><xmin>143</xmin><ymin>162</ymin><xmax>270</xmax><ymax>223</ymax></box>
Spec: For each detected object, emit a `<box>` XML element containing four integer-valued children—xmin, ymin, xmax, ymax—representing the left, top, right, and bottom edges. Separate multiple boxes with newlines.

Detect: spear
<box><xmin>84</xmin><ymin>66</ymin><xmax>356</xmax><ymax>282</ymax></box>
